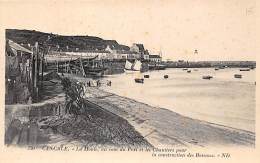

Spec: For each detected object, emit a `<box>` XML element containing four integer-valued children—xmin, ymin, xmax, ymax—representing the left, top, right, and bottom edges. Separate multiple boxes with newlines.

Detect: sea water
<box><xmin>101</xmin><ymin>68</ymin><xmax>256</xmax><ymax>132</ymax></box>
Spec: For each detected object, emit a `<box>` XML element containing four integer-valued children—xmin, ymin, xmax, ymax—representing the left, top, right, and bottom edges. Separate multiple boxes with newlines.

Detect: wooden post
<box><xmin>34</xmin><ymin>42</ymin><xmax>39</xmax><ymax>102</ymax></box>
<box><xmin>69</xmin><ymin>57</ymin><xmax>72</xmax><ymax>74</ymax></box>
<box><xmin>41</xmin><ymin>51</ymin><xmax>44</xmax><ymax>90</ymax></box>
<box><xmin>66</xmin><ymin>61</ymin><xmax>69</xmax><ymax>73</ymax></box>
<box><xmin>79</xmin><ymin>57</ymin><xmax>86</xmax><ymax>77</ymax></box>
<box><xmin>56</xmin><ymin>60</ymin><xmax>59</xmax><ymax>73</ymax></box>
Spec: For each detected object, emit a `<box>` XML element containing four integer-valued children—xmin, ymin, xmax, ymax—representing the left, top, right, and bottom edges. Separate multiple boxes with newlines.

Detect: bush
<box><xmin>61</xmin><ymin>78</ymin><xmax>86</xmax><ymax>118</ymax></box>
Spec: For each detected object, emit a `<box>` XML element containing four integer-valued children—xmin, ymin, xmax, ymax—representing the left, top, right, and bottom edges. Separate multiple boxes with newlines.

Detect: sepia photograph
<box><xmin>0</xmin><ymin>0</ymin><xmax>258</xmax><ymax>162</ymax></box>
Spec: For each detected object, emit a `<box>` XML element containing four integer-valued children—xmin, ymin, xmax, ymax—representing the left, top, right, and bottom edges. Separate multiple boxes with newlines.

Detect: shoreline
<box><xmin>84</xmin><ymin>86</ymin><xmax>255</xmax><ymax>148</ymax></box>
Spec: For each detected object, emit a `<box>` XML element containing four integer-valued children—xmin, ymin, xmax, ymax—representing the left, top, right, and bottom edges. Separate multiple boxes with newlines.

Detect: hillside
<box><xmin>6</xmin><ymin>29</ymin><xmax>130</xmax><ymax>52</ymax></box>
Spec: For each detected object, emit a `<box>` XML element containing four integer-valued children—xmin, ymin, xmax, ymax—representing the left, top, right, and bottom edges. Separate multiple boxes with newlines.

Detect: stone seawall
<box><xmin>5</xmin><ymin>94</ymin><xmax>66</xmax><ymax>146</ymax></box>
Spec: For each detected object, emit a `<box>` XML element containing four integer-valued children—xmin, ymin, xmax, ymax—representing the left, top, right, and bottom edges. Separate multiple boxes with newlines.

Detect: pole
<box><xmin>41</xmin><ymin>51</ymin><xmax>44</xmax><ymax>90</ymax></box>
<box><xmin>34</xmin><ymin>42</ymin><xmax>39</xmax><ymax>102</ymax></box>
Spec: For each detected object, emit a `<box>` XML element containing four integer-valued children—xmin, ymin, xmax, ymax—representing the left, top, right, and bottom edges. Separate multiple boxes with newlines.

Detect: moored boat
<box><xmin>202</xmin><ymin>75</ymin><xmax>213</xmax><ymax>80</ymax></box>
<box><xmin>144</xmin><ymin>75</ymin><xmax>150</xmax><ymax>78</ymax></box>
<box><xmin>187</xmin><ymin>70</ymin><xmax>191</xmax><ymax>73</ymax></box>
<box><xmin>83</xmin><ymin>67</ymin><xmax>107</xmax><ymax>77</ymax></box>
<box><xmin>164</xmin><ymin>75</ymin><xmax>169</xmax><ymax>79</ymax></box>
<box><xmin>135</xmin><ymin>78</ymin><xmax>144</xmax><ymax>83</ymax></box>
<box><xmin>234</xmin><ymin>74</ymin><xmax>242</xmax><ymax>78</ymax></box>
<box><xmin>215</xmin><ymin>68</ymin><xmax>219</xmax><ymax>71</ymax></box>
<box><xmin>124</xmin><ymin>60</ymin><xmax>142</xmax><ymax>72</ymax></box>
<box><xmin>240</xmin><ymin>68</ymin><xmax>250</xmax><ymax>71</ymax></box>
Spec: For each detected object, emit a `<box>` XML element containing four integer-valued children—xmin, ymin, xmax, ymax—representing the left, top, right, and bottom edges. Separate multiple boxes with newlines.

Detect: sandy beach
<box><xmin>84</xmin><ymin>86</ymin><xmax>255</xmax><ymax>148</ymax></box>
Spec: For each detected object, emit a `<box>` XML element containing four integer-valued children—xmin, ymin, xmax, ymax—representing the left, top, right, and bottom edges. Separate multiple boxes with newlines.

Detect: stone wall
<box><xmin>5</xmin><ymin>96</ymin><xmax>66</xmax><ymax>146</ymax></box>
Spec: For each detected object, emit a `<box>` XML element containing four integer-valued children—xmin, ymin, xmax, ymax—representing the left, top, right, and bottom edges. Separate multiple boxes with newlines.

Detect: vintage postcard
<box><xmin>0</xmin><ymin>0</ymin><xmax>258</xmax><ymax>162</ymax></box>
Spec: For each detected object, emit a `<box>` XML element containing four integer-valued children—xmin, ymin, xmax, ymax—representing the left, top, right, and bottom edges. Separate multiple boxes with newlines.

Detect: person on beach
<box><xmin>96</xmin><ymin>80</ymin><xmax>101</xmax><ymax>87</ymax></box>
<box><xmin>87</xmin><ymin>81</ymin><xmax>91</xmax><ymax>87</ymax></box>
<box><xmin>107</xmin><ymin>80</ymin><xmax>111</xmax><ymax>86</ymax></box>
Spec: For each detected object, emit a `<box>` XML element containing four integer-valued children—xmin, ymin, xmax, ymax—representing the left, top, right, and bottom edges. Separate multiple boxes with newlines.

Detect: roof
<box><xmin>134</xmin><ymin>44</ymin><xmax>145</xmax><ymax>52</ymax></box>
<box><xmin>63</xmin><ymin>50</ymin><xmax>111</xmax><ymax>53</ymax></box>
<box><xmin>149</xmin><ymin>55</ymin><xmax>161</xmax><ymax>58</ymax></box>
<box><xmin>116</xmin><ymin>50</ymin><xmax>138</xmax><ymax>54</ymax></box>
<box><xmin>7</xmin><ymin>39</ymin><xmax>32</xmax><ymax>54</ymax></box>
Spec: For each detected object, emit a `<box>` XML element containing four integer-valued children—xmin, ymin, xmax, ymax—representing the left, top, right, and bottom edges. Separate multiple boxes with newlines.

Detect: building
<box><xmin>143</xmin><ymin>49</ymin><xmax>150</xmax><ymax>60</ymax></box>
<box><xmin>149</xmin><ymin>55</ymin><xmax>162</xmax><ymax>62</ymax></box>
<box><xmin>113</xmin><ymin>50</ymin><xmax>140</xmax><ymax>60</ymax></box>
<box><xmin>48</xmin><ymin>43</ymin><xmax>149</xmax><ymax>61</ymax></box>
<box><xmin>5</xmin><ymin>39</ymin><xmax>33</xmax><ymax>104</ymax></box>
<box><xmin>48</xmin><ymin>50</ymin><xmax>112</xmax><ymax>61</ymax></box>
<box><xmin>130</xmin><ymin>43</ymin><xmax>146</xmax><ymax>59</ymax></box>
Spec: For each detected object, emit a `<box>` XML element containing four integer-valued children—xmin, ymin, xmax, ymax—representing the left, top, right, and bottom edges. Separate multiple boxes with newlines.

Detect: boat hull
<box><xmin>240</xmin><ymin>69</ymin><xmax>250</xmax><ymax>71</ymax></box>
<box><xmin>124</xmin><ymin>69</ymin><xmax>140</xmax><ymax>73</ymax></box>
<box><xmin>135</xmin><ymin>78</ymin><xmax>144</xmax><ymax>83</ymax></box>
<box><xmin>234</xmin><ymin>74</ymin><xmax>242</xmax><ymax>78</ymax></box>
<box><xmin>144</xmin><ymin>75</ymin><xmax>150</xmax><ymax>78</ymax></box>
<box><xmin>202</xmin><ymin>75</ymin><xmax>213</xmax><ymax>80</ymax></box>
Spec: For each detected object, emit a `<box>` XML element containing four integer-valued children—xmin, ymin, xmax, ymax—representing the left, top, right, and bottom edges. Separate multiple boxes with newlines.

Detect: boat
<box><xmin>234</xmin><ymin>74</ymin><xmax>242</xmax><ymax>78</ymax></box>
<box><xmin>83</xmin><ymin>67</ymin><xmax>107</xmax><ymax>77</ymax></box>
<box><xmin>135</xmin><ymin>78</ymin><xmax>144</xmax><ymax>83</ymax></box>
<box><xmin>240</xmin><ymin>68</ymin><xmax>250</xmax><ymax>71</ymax></box>
<box><xmin>202</xmin><ymin>75</ymin><xmax>213</xmax><ymax>80</ymax></box>
<box><xmin>144</xmin><ymin>75</ymin><xmax>150</xmax><ymax>78</ymax></box>
<box><xmin>124</xmin><ymin>60</ymin><xmax>142</xmax><ymax>72</ymax></box>
<box><xmin>125</xmin><ymin>60</ymin><xmax>133</xmax><ymax>71</ymax></box>
<box><xmin>215</xmin><ymin>68</ymin><xmax>219</xmax><ymax>71</ymax></box>
<box><xmin>164</xmin><ymin>75</ymin><xmax>169</xmax><ymax>79</ymax></box>
<box><xmin>68</xmin><ymin>56</ymin><xmax>107</xmax><ymax>77</ymax></box>
<box><xmin>187</xmin><ymin>70</ymin><xmax>191</xmax><ymax>73</ymax></box>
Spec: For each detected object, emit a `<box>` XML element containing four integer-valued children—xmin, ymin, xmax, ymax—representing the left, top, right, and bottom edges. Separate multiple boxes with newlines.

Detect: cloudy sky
<box><xmin>0</xmin><ymin>0</ymin><xmax>256</xmax><ymax>60</ymax></box>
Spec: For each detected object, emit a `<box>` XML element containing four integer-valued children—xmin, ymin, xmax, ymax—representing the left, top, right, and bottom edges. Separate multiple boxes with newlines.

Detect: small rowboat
<box><xmin>202</xmin><ymin>75</ymin><xmax>213</xmax><ymax>80</ymax></box>
<box><xmin>187</xmin><ymin>70</ymin><xmax>191</xmax><ymax>73</ymax></box>
<box><xmin>215</xmin><ymin>68</ymin><xmax>219</xmax><ymax>71</ymax></box>
<box><xmin>234</xmin><ymin>74</ymin><xmax>242</xmax><ymax>78</ymax></box>
<box><xmin>144</xmin><ymin>75</ymin><xmax>150</xmax><ymax>78</ymax></box>
<box><xmin>135</xmin><ymin>78</ymin><xmax>144</xmax><ymax>83</ymax></box>
<box><xmin>240</xmin><ymin>68</ymin><xmax>250</xmax><ymax>71</ymax></box>
<box><xmin>164</xmin><ymin>75</ymin><xmax>169</xmax><ymax>79</ymax></box>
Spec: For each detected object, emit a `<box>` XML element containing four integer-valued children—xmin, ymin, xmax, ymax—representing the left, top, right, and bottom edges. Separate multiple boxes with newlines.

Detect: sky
<box><xmin>0</xmin><ymin>0</ymin><xmax>256</xmax><ymax>61</ymax></box>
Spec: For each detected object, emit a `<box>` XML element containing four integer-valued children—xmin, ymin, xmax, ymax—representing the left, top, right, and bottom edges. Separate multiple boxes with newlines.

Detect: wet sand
<box><xmin>85</xmin><ymin>87</ymin><xmax>255</xmax><ymax>148</ymax></box>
